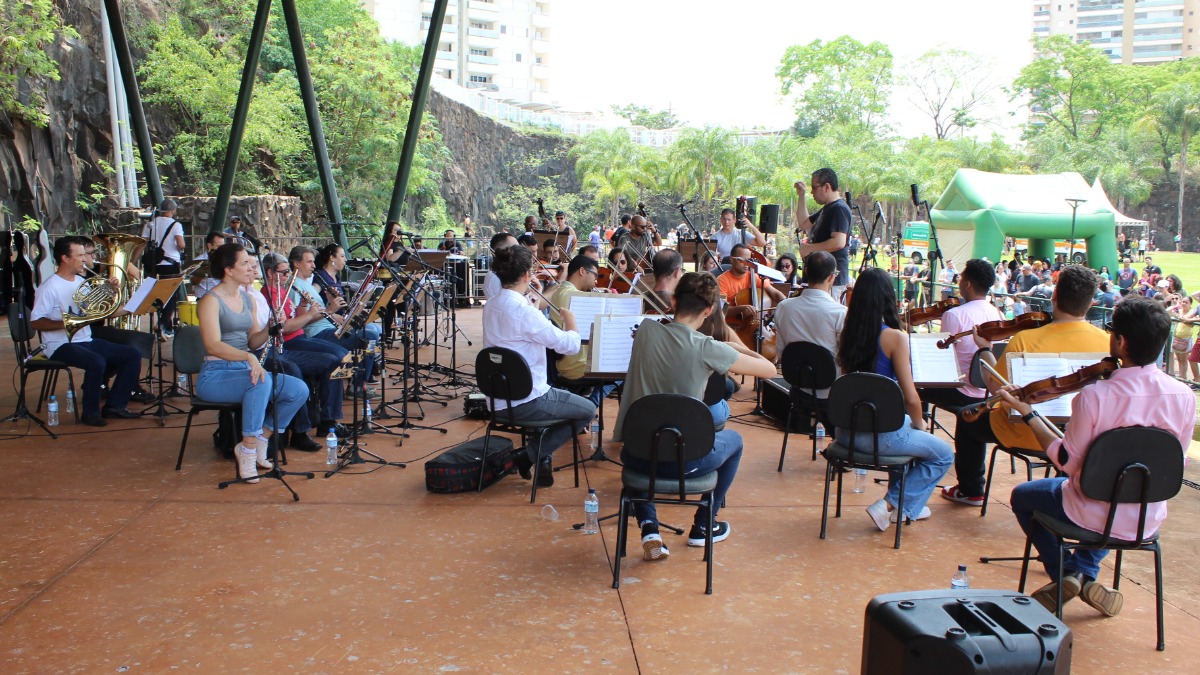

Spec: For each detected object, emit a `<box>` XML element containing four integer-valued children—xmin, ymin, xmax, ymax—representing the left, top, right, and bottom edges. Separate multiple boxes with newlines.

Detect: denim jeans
<box><xmin>51</xmin><ymin>338</ymin><xmax>141</xmax><ymax>416</ymax></box>
<box><xmin>269</xmin><ymin>348</ymin><xmax>345</xmax><ymax>426</ymax></box>
<box><xmin>311</xmin><ymin>324</ymin><xmax>380</xmax><ymax>384</ymax></box>
<box><xmin>501</xmin><ymin>388</ymin><xmax>595</xmax><ymax>463</ymax></box>
<box><xmin>835</xmin><ymin>415</ymin><xmax>954</xmax><ymax>520</ymax></box>
<box><xmin>622</xmin><ymin>429</ymin><xmax>744</xmax><ymax>527</ymax></box>
<box><xmin>1011</xmin><ymin>477</ymin><xmax>1109</xmax><ymax>581</ymax></box>
<box><xmin>196</xmin><ymin>360</ymin><xmax>308</xmax><ymax>436</ymax></box>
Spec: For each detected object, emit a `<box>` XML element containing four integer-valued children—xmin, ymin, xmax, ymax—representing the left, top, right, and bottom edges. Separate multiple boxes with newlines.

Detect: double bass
<box><xmin>735</xmin><ymin>195</ymin><xmax>770</xmax><ymax>267</ymax></box>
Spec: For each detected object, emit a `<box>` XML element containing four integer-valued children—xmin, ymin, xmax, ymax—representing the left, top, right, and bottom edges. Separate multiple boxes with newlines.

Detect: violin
<box><xmin>960</xmin><ymin>357</ymin><xmax>1120</xmax><ymax>423</ymax></box>
<box><xmin>936</xmin><ymin>312</ymin><xmax>1049</xmax><ymax>349</ymax></box>
<box><xmin>903</xmin><ymin>297</ymin><xmax>961</xmax><ymax>327</ymax></box>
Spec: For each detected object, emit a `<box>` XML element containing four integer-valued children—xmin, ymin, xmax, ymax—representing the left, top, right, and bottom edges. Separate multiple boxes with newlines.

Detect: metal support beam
<box><xmin>280</xmin><ymin>0</ymin><xmax>346</xmax><ymax>251</ymax></box>
<box><xmin>101</xmin><ymin>0</ymin><xmax>163</xmax><ymax>209</ymax></box>
<box><xmin>211</xmin><ymin>0</ymin><xmax>273</xmax><ymax>233</ymax></box>
<box><xmin>386</xmin><ymin>0</ymin><xmax>450</xmax><ymax>226</ymax></box>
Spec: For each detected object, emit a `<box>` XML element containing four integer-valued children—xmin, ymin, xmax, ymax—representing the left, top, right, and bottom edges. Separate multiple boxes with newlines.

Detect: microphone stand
<box><xmin>911</xmin><ymin>185</ymin><xmax>943</xmax><ymax>307</ymax></box>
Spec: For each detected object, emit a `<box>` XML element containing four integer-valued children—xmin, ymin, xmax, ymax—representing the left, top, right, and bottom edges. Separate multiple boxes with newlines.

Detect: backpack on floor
<box><xmin>425</xmin><ymin>437</ymin><xmax>514</xmax><ymax>493</ymax></box>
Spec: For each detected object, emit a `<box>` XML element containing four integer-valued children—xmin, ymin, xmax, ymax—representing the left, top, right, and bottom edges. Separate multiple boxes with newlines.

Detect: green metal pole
<box><xmin>386</xmin><ymin>0</ymin><xmax>450</xmax><ymax>226</ymax></box>
<box><xmin>101</xmin><ymin>0</ymin><xmax>163</xmax><ymax>209</ymax></box>
<box><xmin>280</xmin><ymin>0</ymin><xmax>346</xmax><ymax>251</ymax></box>
<box><xmin>211</xmin><ymin>0</ymin><xmax>273</xmax><ymax>233</ymax></box>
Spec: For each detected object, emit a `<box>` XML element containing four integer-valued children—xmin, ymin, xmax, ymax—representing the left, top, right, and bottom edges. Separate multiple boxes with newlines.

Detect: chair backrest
<box><xmin>827</xmin><ymin>373</ymin><xmax>905</xmax><ymax>458</ymax></box>
<box><xmin>174</xmin><ymin>326</ymin><xmax>208</xmax><ymax>375</ymax></box>
<box><xmin>780</xmin><ymin>341</ymin><xmax>838</xmax><ymax>394</ymax></box>
<box><xmin>622</xmin><ymin>394</ymin><xmax>717</xmax><ymax>497</ymax></box>
<box><xmin>968</xmin><ymin>349</ymin><xmax>988</xmax><ymax>389</ymax></box>
<box><xmin>702</xmin><ymin>372</ymin><xmax>726</xmax><ymax>406</ymax></box>
<box><xmin>7</xmin><ymin>305</ymin><xmax>36</xmax><ymax>361</ymax></box>
<box><xmin>1076</xmin><ymin>427</ymin><xmax>1184</xmax><ymax>543</ymax></box>
<box><xmin>475</xmin><ymin>347</ymin><xmax>534</xmax><ymax>422</ymax></box>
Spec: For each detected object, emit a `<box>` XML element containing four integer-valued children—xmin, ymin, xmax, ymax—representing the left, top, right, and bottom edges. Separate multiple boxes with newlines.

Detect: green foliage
<box><xmin>610</xmin><ymin>104</ymin><xmax>680</xmax><ymax>130</ymax></box>
<box><xmin>494</xmin><ymin>179</ymin><xmax>589</xmax><ymax>231</ymax></box>
<box><xmin>777</xmin><ymin>36</ymin><xmax>893</xmax><ymax>133</ymax></box>
<box><xmin>0</xmin><ymin>0</ymin><xmax>78</xmax><ymax>125</ymax></box>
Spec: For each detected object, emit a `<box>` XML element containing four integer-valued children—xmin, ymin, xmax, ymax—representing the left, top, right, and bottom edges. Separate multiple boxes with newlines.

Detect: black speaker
<box><xmin>758</xmin><ymin>204</ymin><xmax>780</xmax><ymax>234</ymax></box>
<box><xmin>863</xmin><ymin>590</ymin><xmax>1072</xmax><ymax>675</ymax></box>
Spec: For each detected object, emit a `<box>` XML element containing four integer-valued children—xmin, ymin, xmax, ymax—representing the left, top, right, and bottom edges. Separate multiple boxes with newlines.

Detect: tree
<box><xmin>571</xmin><ymin>128</ymin><xmax>642</xmax><ymax>226</ymax></box>
<box><xmin>0</xmin><ymin>0</ymin><xmax>78</xmax><ymax>125</ymax></box>
<box><xmin>777</xmin><ymin>36</ymin><xmax>893</xmax><ymax>133</ymax></box>
<box><xmin>901</xmin><ymin>48</ymin><xmax>996</xmax><ymax>140</ymax></box>
<box><xmin>610</xmin><ymin>104</ymin><xmax>680</xmax><ymax>130</ymax></box>
<box><xmin>1152</xmin><ymin>83</ymin><xmax>1200</xmax><ymax>236</ymax></box>
<box><xmin>667</xmin><ymin>126</ymin><xmax>738</xmax><ymax>226</ymax></box>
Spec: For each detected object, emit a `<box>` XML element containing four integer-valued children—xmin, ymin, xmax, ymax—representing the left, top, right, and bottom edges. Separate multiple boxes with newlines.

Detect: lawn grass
<box><xmin>1135</xmin><ymin>251</ymin><xmax>1200</xmax><ymax>293</ymax></box>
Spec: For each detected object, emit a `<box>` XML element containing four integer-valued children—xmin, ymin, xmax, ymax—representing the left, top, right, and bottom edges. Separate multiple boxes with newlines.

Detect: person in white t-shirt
<box><xmin>139</xmin><ymin>198</ymin><xmax>187</xmax><ymax>331</ymax></box>
<box><xmin>29</xmin><ymin>236</ymin><xmax>144</xmax><ymax>426</ymax></box>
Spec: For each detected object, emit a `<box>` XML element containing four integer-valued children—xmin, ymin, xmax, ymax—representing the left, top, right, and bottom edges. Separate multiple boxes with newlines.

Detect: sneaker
<box><xmin>235</xmin><ymin>444</ymin><xmax>260</xmax><ymax>484</ymax></box>
<box><xmin>1080</xmin><ymin>580</ymin><xmax>1123</xmax><ymax>617</ymax></box>
<box><xmin>686</xmin><ymin>521</ymin><xmax>730</xmax><ymax>547</ymax></box>
<box><xmin>940</xmin><ymin>485</ymin><xmax>985</xmax><ymax>507</ymax></box>
<box><xmin>890</xmin><ymin>506</ymin><xmax>933</xmax><ymax>523</ymax></box>
<box><xmin>253</xmin><ymin>436</ymin><xmax>273</xmax><ymax>470</ymax></box>
<box><xmin>641</xmin><ymin>527</ymin><xmax>670</xmax><ymax>561</ymax></box>
<box><xmin>866</xmin><ymin>499</ymin><xmax>891</xmax><ymax>532</ymax></box>
<box><xmin>1031</xmin><ymin>574</ymin><xmax>1082</xmax><ymax>614</ymax></box>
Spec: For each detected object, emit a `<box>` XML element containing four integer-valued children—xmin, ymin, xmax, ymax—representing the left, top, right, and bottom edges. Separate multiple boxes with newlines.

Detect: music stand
<box><xmin>676</xmin><ymin>239</ymin><xmax>707</xmax><ymax>269</ymax></box>
<box><xmin>406</xmin><ymin>250</ymin><xmax>448</xmax><ymax>272</ymax></box>
<box><xmin>129</xmin><ymin>276</ymin><xmax>188</xmax><ymax>425</ymax></box>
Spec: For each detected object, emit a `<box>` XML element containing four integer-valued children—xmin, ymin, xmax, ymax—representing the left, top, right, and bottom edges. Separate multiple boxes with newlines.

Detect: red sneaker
<box><xmin>940</xmin><ymin>485</ymin><xmax>984</xmax><ymax>507</ymax></box>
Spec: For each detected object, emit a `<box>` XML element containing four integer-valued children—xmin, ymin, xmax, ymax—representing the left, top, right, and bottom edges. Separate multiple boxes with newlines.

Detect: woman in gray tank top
<box><xmin>195</xmin><ymin>243</ymin><xmax>308</xmax><ymax>484</ymax></box>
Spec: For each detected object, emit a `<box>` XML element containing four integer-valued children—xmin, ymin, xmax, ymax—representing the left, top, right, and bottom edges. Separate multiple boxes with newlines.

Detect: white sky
<box><xmin>554</xmin><ymin>0</ymin><xmax>1034</xmax><ymax>138</ymax></box>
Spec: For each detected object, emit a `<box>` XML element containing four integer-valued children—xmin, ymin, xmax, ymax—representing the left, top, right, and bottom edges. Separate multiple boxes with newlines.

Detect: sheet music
<box><xmin>590</xmin><ymin>314</ymin><xmax>655</xmax><ymax>374</ymax></box>
<box><xmin>751</xmin><ymin>261</ymin><xmax>787</xmax><ymax>282</ymax></box>
<box><xmin>569</xmin><ymin>293</ymin><xmax>643</xmax><ymax>340</ymax></box>
<box><xmin>1006</xmin><ymin>352</ymin><xmax>1109</xmax><ymax>418</ymax></box>
<box><xmin>123</xmin><ymin>277</ymin><xmax>157</xmax><ymax>314</ymax></box>
<box><xmin>910</xmin><ymin>333</ymin><xmax>963</xmax><ymax>386</ymax></box>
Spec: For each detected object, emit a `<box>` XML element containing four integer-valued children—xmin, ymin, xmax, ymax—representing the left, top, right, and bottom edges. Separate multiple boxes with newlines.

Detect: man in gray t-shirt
<box><xmin>613</xmin><ymin>272</ymin><xmax>777</xmax><ymax>560</ymax></box>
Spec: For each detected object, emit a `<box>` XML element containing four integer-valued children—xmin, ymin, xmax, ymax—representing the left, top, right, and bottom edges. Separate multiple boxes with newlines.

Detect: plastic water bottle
<box><xmin>176</xmin><ymin>372</ymin><xmax>188</xmax><ymax>393</ymax></box>
<box><xmin>65</xmin><ymin>389</ymin><xmax>75</xmax><ymax>415</ymax></box>
<box><xmin>47</xmin><ymin>396</ymin><xmax>59</xmax><ymax>426</ymax></box>
<box><xmin>814</xmin><ymin>422</ymin><xmax>826</xmax><ymax>442</ymax></box>
<box><xmin>364</xmin><ymin>400</ymin><xmax>373</xmax><ymax>425</ymax></box>
<box><xmin>590</xmin><ymin>419</ymin><xmax>601</xmax><ymax>451</ymax></box>
<box><xmin>325</xmin><ymin>428</ymin><xmax>338</xmax><ymax>465</ymax></box>
<box><xmin>952</xmin><ymin>564</ymin><xmax>970</xmax><ymax>592</ymax></box>
<box><xmin>583</xmin><ymin>488</ymin><xmax>600</xmax><ymax>534</ymax></box>
<box><xmin>853</xmin><ymin>468</ymin><xmax>868</xmax><ymax>493</ymax></box>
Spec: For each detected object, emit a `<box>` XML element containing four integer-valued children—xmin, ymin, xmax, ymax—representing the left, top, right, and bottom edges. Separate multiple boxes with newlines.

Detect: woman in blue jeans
<box><xmin>836</xmin><ymin>268</ymin><xmax>954</xmax><ymax>531</ymax></box>
<box><xmin>195</xmin><ymin>243</ymin><xmax>308</xmax><ymax>484</ymax></box>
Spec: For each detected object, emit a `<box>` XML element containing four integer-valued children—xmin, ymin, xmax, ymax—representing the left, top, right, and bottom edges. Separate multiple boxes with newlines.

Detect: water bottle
<box><xmin>364</xmin><ymin>400</ymin><xmax>373</xmax><ymax>425</ymax></box>
<box><xmin>951</xmin><ymin>564</ymin><xmax>970</xmax><ymax>592</ymax></box>
<box><xmin>325</xmin><ymin>428</ymin><xmax>338</xmax><ymax>465</ymax></box>
<box><xmin>583</xmin><ymin>489</ymin><xmax>600</xmax><ymax>534</ymax></box>
<box><xmin>853</xmin><ymin>468</ymin><xmax>868</xmax><ymax>493</ymax></box>
<box><xmin>176</xmin><ymin>372</ymin><xmax>188</xmax><ymax>393</ymax></box>
<box><xmin>814</xmin><ymin>422</ymin><xmax>826</xmax><ymax>442</ymax></box>
<box><xmin>47</xmin><ymin>395</ymin><xmax>59</xmax><ymax>426</ymax></box>
<box><xmin>65</xmin><ymin>389</ymin><xmax>75</xmax><ymax>415</ymax></box>
<box><xmin>589</xmin><ymin>419</ymin><xmax>600</xmax><ymax>451</ymax></box>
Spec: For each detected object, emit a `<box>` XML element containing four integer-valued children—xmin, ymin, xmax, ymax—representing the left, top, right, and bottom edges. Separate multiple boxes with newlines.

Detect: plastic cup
<box><xmin>540</xmin><ymin>504</ymin><xmax>559</xmax><ymax>521</ymax></box>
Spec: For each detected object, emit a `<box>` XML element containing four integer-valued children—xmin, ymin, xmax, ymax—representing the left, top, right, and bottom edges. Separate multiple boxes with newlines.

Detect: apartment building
<box><xmin>1033</xmin><ymin>0</ymin><xmax>1200</xmax><ymax>63</ymax></box>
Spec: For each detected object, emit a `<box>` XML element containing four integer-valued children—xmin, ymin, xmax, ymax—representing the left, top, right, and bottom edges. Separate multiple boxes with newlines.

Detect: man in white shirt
<box><xmin>711</xmin><ymin>208</ymin><xmax>766</xmax><ymax>260</ymax></box>
<box><xmin>482</xmin><ymin>244</ymin><xmax>595</xmax><ymax>486</ymax></box>
<box><xmin>30</xmin><ymin>236</ymin><xmax>144</xmax><ymax>427</ymax></box>
<box><xmin>773</xmin><ymin>251</ymin><xmax>846</xmax><ymax>422</ymax></box>
<box><xmin>139</xmin><ymin>198</ymin><xmax>187</xmax><ymax>331</ymax></box>
<box><xmin>483</xmin><ymin>231</ymin><xmax>517</xmax><ymax>300</ymax></box>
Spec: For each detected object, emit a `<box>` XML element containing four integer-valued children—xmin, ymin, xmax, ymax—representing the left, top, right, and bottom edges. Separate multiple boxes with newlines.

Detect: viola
<box><xmin>960</xmin><ymin>357</ymin><xmax>1119</xmax><ymax>422</ymax></box>
<box><xmin>903</xmin><ymin>297</ymin><xmax>961</xmax><ymax>327</ymax></box>
<box><xmin>937</xmin><ymin>312</ymin><xmax>1049</xmax><ymax>349</ymax></box>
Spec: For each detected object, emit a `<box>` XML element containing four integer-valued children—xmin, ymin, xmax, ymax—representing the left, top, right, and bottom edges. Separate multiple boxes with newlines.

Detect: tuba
<box><xmin>64</xmin><ymin>233</ymin><xmax>145</xmax><ymax>336</ymax></box>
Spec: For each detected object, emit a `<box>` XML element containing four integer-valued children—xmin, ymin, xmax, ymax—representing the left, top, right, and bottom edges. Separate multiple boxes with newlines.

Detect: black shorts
<box><xmin>903</xmin><ymin>290</ymin><xmax>915</xmax><ymax>301</ymax></box>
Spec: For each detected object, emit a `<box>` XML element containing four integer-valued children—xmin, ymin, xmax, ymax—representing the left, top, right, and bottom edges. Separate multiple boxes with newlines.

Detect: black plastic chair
<box><xmin>612</xmin><ymin>394</ymin><xmax>718</xmax><ymax>594</ymax></box>
<box><xmin>777</xmin><ymin>341</ymin><xmax>838</xmax><ymax>470</ymax></box>
<box><xmin>7</xmin><ymin>305</ymin><xmax>79</xmax><ymax>426</ymax></box>
<box><xmin>820</xmin><ymin>373</ymin><xmax>917</xmax><ymax>550</ymax></box>
<box><xmin>174</xmin><ymin>326</ymin><xmax>246</xmax><ymax>471</ymax></box>
<box><xmin>475</xmin><ymin>347</ymin><xmax>582</xmax><ymax>503</ymax></box>
<box><xmin>925</xmin><ymin>348</ymin><xmax>990</xmax><ymax>441</ymax></box>
<box><xmin>1017</xmin><ymin>427</ymin><xmax>1184</xmax><ymax>651</ymax></box>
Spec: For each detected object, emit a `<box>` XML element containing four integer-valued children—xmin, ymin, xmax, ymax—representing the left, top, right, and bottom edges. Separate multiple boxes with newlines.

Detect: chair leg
<box><xmin>477</xmin><ymin>430</ymin><xmax>493</xmax><ymax>493</ymax></box>
<box><xmin>176</xmin><ymin>410</ymin><xmax>198</xmax><ymax>471</ymax></box>
<box><xmin>705</xmin><ymin>491</ymin><xmax>714</xmax><ymax>595</ymax></box>
<box><xmin>1018</xmin><ymin>536</ymin><xmax>1033</xmax><ymax>593</ymax></box>
<box><xmin>893</xmin><ymin>466</ymin><xmax>908</xmax><ymax>550</ymax></box>
<box><xmin>529</xmin><ymin>429</ymin><xmax>548</xmax><ymax>504</ymax></box>
<box><xmin>571</xmin><ymin>430</ymin><xmax>580</xmax><ymax>488</ymax></box>
<box><xmin>810</xmin><ymin>413</ymin><xmax>819</xmax><ymax>461</ymax></box>
<box><xmin>835</xmin><ymin>468</ymin><xmax>844</xmax><ymax>518</ymax></box>
<box><xmin>612</xmin><ymin>496</ymin><xmax>628</xmax><ymax>589</ymax></box>
<box><xmin>1055</xmin><ymin>542</ymin><xmax>1068</xmax><ymax>619</ymax></box>
<box><xmin>820</xmin><ymin>462</ymin><xmax>833</xmax><ymax>539</ymax></box>
<box><xmin>1153</xmin><ymin>544</ymin><xmax>1165</xmax><ymax>651</ymax></box>
<box><xmin>981</xmin><ymin>446</ymin><xmax>1000</xmax><ymax>517</ymax></box>
<box><xmin>1113</xmin><ymin>549</ymin><xmax>1123</xmax><ymax>590</ymax></box>
<box><xmin>778</xmin><ymin>408</ymin><xmax>792</xmax><ymax>472</ymax></box>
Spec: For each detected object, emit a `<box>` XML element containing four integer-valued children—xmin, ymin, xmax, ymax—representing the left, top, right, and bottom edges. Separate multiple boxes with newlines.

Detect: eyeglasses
<box><xmin>273</xmin><ymin>268</ymin><xmax>291</xmax><ymax>275</ymax></box>
<box><xmin>1102</xmin><ymin>321</ymin><xmax>1114</xmax><ymax>333</ymax></box>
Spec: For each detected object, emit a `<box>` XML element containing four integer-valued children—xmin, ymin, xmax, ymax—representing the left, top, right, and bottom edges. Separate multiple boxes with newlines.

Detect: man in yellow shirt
<box><xmin>549</xmin><ymin>254</ymin><xmax>618</xmax><ymax>407</ymax></box>
<box><xmin>942</xmin><ymin>266</ymin><xmax>1110</xmax><ymax>506</ymax></box>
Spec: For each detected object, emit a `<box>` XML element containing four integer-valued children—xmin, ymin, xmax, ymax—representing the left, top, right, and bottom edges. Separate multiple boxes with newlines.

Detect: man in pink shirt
<box><xmin>1002</xmin><ymin>295</ymin><xmax>1195</xmax><ymax>617</ymax></box>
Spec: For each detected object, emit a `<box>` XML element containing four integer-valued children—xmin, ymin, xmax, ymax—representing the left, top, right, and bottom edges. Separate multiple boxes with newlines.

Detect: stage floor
<box><xmin>2</xmin><ymin>306</ymin><xmax>1199</xmax><ymax>673</ymax></box>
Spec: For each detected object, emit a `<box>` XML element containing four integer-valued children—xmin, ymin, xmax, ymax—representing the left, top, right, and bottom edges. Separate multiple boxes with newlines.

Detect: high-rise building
<box><xmin>1033</xmin><ymin>0</ymin><xmax>1200</xmax><ymax>64</ymax></box>
<box><xmin>364</xmin><ymin>0</ymin><xmax>555</xmax><ymax>108</ymax></box>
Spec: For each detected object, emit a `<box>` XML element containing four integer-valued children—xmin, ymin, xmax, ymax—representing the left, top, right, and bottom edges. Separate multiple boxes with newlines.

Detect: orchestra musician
<box><xmin>552</xmin><ymin>210</ymin><xmax>577</xmax><ymax>253</ymax></box>
<box><xmin>139</xmin><ymin>197</ymin><xmax>186</xmax><ymax>333</ymax></box>
<box><xmin>794</xmin><ymin>168</ymin><xmax>852</xmax><ymax>298</ymax></box>
<box><xmin>613</xmin><ymin>272</ymin><xmax>776</xmax><ymax>560</ymax></box>
<box><xmin>1003</xmin><ymin>295</ymin><xmax>1194</xmax><ymax>616</ymax></box>
<box><xmin>29</xmin><ymin>236</ymin><xmax>146</xmax><ymax>427</ymax></box>
<box><xmin>608</xmin><ymin>247</ymin><xmax>630</xmax><ymax>279</ymax></box>
<box><xmin>482</xmin><ymin>244</ymin><xmax>595</xmax><ymax>487</ymax></box>
<box><xmin>613</xmin><ymin>215</ymin><xmax>660</xmax><ymax>270</ymax></box>
<box><xmin>194</xmin><ymin>243</ymin><xmax>308</xmax><ymax>483</ymax></box>
<box><xmin>483</xmin><ymin>231</ymin><xmax>517</xmax><ymax>300</ymax></box>
<box><xmin>549</xmin><ymin>254</ymin><xmax>620</xmax><ymax>407</ymax></box>
<box><xmin>942</xmin><ymin>266</ymin><xmax>1110</xmax><ymax>507</ymax></box>
<box><xmin>773</xmin><ymin>251</ymin><xmax>846</xmax><ymax>426</ymax></box>
<box><xmin>775</xmin><ymin>253</ymin><xmax>799</xmax><ymax>286</ymax></box>
<box><xmin>191</xmin><ymin>232</ymin><xmax>227</xmax><ymax>299</ymax></box>
<box><xmin>716</xmin><ymin>244</ymin><xmax>785</xmax><ymax>306</ymax></box>
<box><xmin>711</xmin><ymin>207</ymin><xmax>766</xmax><ymax>260</ymax></box>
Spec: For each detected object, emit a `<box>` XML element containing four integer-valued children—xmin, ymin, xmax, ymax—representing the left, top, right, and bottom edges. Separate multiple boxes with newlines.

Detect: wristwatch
<box><xmin>1021</xmin><ymin>410</ymin><xmax>1039</xmax><ymax>424</ymax></box>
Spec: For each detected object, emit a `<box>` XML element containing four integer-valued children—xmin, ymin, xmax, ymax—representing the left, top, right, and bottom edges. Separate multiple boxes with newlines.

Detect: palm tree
<box><xmin>1152</xmin><ymin>84</ymin><xmax>1200</xmax><ymax>237</ymax></box>
<box><xmin>668</xmin><ymin>126</ymin><xmax>737</xmax><ymax>226</ymax></box>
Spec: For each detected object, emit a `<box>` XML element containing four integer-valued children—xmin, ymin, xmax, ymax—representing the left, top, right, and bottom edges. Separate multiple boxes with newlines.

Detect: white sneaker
<box><xmin>890</xmin><ymin>506</ymin><xmax>932</xmax><ymax>523</ymax></box>
<box><xmin>642</xmin><ymin>532</ymin><xmax>670</xmax><ymax>561</ymax></box>
<box><xmin>866</xmin><ymin>499</ymin><xmax>890</xmax><ymax>532</ymax></box>
<box><xmin>236</xmin><ymin>444</ymin><xmax>260</xmax><ymax>483</ymax></box>
<box><xmin>254</xmin><ymin>435</ymin><xmax>273</xmax><ymax>470</ymax></box>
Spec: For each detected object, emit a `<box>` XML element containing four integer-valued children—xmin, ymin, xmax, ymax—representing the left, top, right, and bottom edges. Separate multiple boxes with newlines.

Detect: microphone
<box><xmin>910</xmin><ymin>184</ymin><xmax>920</xmax><ymax>206</ymax></box>
<box><xmin>348</xmin><ymin>236</ymin><xmax>376</xmax><ymax>253</ymax></box>
<box><xmin>875</xmin><ymin>201</ymin><xmax>888</xmax><ymax>227</ymax></box>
